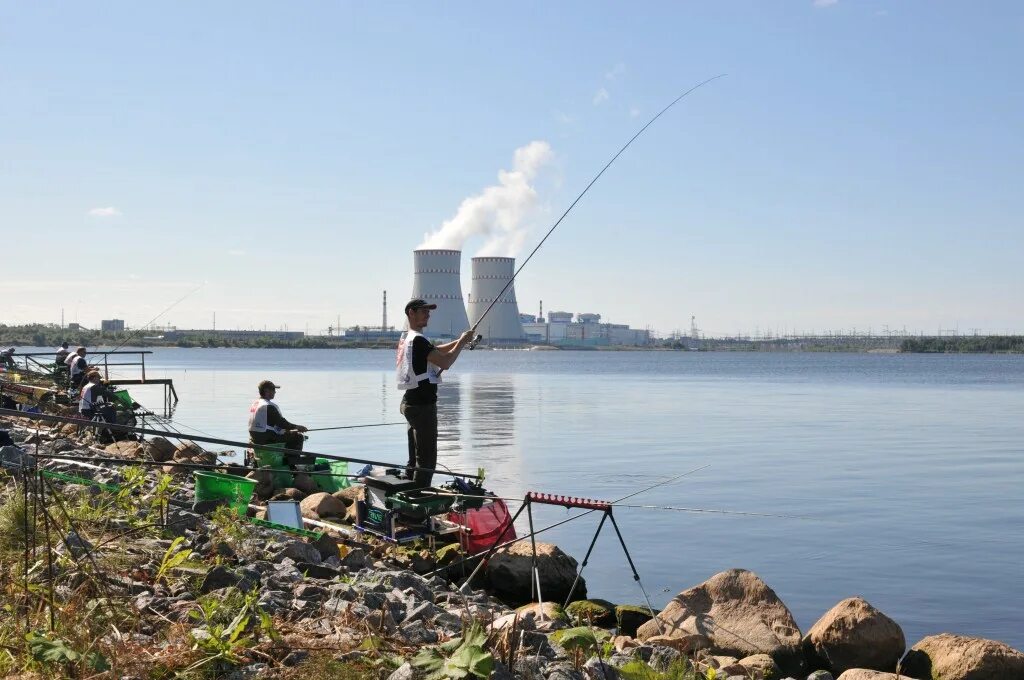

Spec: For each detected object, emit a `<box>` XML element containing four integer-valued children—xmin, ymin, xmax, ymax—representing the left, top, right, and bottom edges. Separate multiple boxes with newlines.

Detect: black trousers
<box><xmin>400</xmin><ymin>401</ymin><xmax>437</xmax><ymax>487</ymax></box>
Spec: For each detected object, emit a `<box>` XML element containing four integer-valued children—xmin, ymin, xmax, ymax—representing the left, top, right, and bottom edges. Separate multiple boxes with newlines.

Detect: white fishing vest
<box><xmin>396</xmin><ymin>330</ymin><xmax>442</xmax><ymax>390</ymax></box>
<box><xmin>79</xmin><ymin>382</ymin><xmax>107</xmax><ymax>412</ymax></box>
<box><xmin>248</xmin><ymin>398</ymin><xmax>285</xmax><ymax>434</ymax></box>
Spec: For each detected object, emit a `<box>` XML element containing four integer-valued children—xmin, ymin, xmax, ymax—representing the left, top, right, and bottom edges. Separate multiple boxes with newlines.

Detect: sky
<box><xmin>2</xmin><ymin>1</ymin><xmax>1022</xmax><ymax>337</ymax></box>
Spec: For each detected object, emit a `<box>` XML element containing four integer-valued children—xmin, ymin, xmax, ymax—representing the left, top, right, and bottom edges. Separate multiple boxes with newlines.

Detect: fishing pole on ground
<box><xmin>0</xmin><ymin>407</ymin><xmax>482</xmax><ymax>480</ymax></box>
<box><xmin>462</xmin><ymin>74</ymin><xmax>726</xmax><ymax>348</ymax></box>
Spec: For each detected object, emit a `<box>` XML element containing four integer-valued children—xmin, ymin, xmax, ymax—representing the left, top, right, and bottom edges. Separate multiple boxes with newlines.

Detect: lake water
<box><xmin>95</xmin><ymin>348</ymin><xmax>1024</xmax><ymax>648</ymax></box>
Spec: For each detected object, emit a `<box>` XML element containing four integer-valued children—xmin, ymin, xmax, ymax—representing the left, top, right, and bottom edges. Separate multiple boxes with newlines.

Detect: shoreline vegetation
<box><xmin>2</xmin><ymin>323</ymin><xmax>1023</xmax><ymax>354</ymax></box>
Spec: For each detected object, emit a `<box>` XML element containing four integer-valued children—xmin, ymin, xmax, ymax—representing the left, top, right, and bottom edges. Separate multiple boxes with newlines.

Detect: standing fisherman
<box><xmin>397</xmin><ymin>299</ymin><xmax>474</xmax><ymax>487</ymax></box>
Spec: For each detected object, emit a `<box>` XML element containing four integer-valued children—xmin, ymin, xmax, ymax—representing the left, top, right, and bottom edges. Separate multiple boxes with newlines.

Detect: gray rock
<box><xmin>293</xmin><ymin>583</ymin><xmax>327</xmax><ymax>601</ymax></box>
<box><xmin>199</xmin><ymin>566</ymin><xmax>241</xmax><ymax>594</ymax></box>
<box><xmin>383</xmin><ymin>570</ymin><xmax>435</xmax><ymax>602</ymax></box>
<box><xmin>387</xmin><ymin>662</ymin><xmax>415</xmax><ymax>680</ymax></box>
<box><xmin>400</xmin><ymin>619</ymin><xmax>438</xmax><ymax>645</ymax></box>
<box><xmin>546</xmin><ymin>661</ymin><xmax>586</xmax><ymax>680</ymax></box>
<box><xmin>514</xmin><ymin>658</ymin><xmax>546</xmax><ymax>680</ymax></box>
<box><xmin>490</xmin><ymin>660</ymin><xmax>516</xmax><ymax>680</ymax></box>
<box><xmin>404</xmin><ymin>600</ymin><xmax>438</xmax><ymax>624</ymax></box>
<box><xmin>583</xmin><ymin>658</ymin><xmax>620</xmax><ymax>679</ymax></box>
<box><xmin>274</xmin><ymin>540</ymin><xmax>322</xmax><ymax>564</ymax></box>
<box><xmin>56</xmin><ymin>531</ymin><xmax>93</xmax><ymax>558</ymax></box>
<box><xmin>648</xmin><ymin>646</ymin><xmax>682</xmax><ymax>672</ymax></box>
<box><xmin>807</xmin><ymin>672</ymin><xmax>834</xmax><ymax>680</ymax></box>
<box><xmin>282</xmin><ymin>650</ymin><xmax>308</xmax><ymax>666</ymax></box>
<box><xmin>341</xmin><ymin>547</ymin><xmax>371</xmax><ymax>570</ymax></box>
<box><xmin>296</xmin><ymin>561</ymin><xmax>342</xmax><ymax>580</ymax></box>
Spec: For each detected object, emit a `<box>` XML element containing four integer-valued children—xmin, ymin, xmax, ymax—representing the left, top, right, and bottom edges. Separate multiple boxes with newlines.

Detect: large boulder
<box><xmin>300</xmin><ymin>492</ymin><xmax>346</xmax><ymax>519</ymax></box>
<box><xmin>143</xmin><ymin>437</ymin><xmax>177</xmax><ymax>462</ymax></box>
<box><xmin>803</xmin><ymin>597</ymin><xmax>905</xmax><ymax>674</ymax></box>
<box><xmin>836</xmin><ymin>671</ymin><xmax>902</xmax><ymax>680</ymax></box>
<box><xmin>174</xmin><ymin>441</ymin><xmax>216</xmax><ymax>465</ymax></box>
<box><xmin>332</xmin><ymin>486</ymin><xmax>364</xmax><ymax>507</ymax></box>
<box><xmin>565</xmin><ymin>598</ymin><xmax>617</xmax><ymax>627</ymax></box>
<box><xmin>900</xmin><ymin>633</ymin><xmax>1024</xmax><ymax>680</ymax></box>
<box><xmin>105</xmin><ymin>440</ymin><xmax>141</xmax><ymax>457</ymax></box>
<box><xmin>636</xmin><ymin>569</ymin><xmax>802</xmax><ymax>673</ymax></box>
<box><xmin>616</xmin><ymin>604</ymin><xmax>656</xmax><ymax>637</ymax></box>
<box><xmin>485</xmin><ymin>541</ymin><xmax>585</xmax><ymax>607</ymax></box>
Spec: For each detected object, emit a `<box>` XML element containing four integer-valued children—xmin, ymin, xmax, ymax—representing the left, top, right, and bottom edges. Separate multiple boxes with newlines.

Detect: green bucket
<box><xmin>254</xmin><ymin>443</ymin><xmax>285</xmax><ymax>467</ymax></box>
<box><xmin>314</xmin><ymin>458</ymin><xmax>351</xmax><ymax>493</ymax></box>
<box><xmin>254</xmin><ymin>443</ymin><xmax>293</xmax><ymax>489</ymax></box>
<box><xmin>193</xmin><ymin>471</ymin><xmax>257</xmax><ymax>516</ymax></box>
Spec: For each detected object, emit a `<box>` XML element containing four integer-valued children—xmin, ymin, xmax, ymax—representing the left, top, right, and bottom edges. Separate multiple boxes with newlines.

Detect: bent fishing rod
<box><xmin>467</xmin><ymin>74</ymin><xmax>726</xmax><ymax>346</ymax></box>
<box><xmin>0</xmin><ymin>407</ymin><xmax>482</xmax><ymax>480</ymax></box>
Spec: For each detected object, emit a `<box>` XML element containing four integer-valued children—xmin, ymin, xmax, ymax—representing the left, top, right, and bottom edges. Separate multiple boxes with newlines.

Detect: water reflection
<box><xmin>461</xmin><ymin>374</ymin><xmax>524</xmax><ymax>497</ymax></box>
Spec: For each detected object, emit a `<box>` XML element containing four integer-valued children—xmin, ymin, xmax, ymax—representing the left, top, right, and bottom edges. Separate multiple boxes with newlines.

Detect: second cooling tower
<box><xmin>410</xmin><ymin>249</ymin><xmax>470</xmax><ymax>338</ymax></box>
<box><xmin>468</xmin><ymin>257</ymin><xmax>525</xmax><ymax>341</ymax></box>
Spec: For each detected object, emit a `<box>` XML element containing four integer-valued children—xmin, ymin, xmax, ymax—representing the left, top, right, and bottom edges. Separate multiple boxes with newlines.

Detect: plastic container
<box><xmin>193</xmin><ymin>471</ymin><xmax>257</xmax><ymax>516</ymax></box>
<box><xmin>253</xmin><ymin>443</ymin><xmax>292</xmax><ymax>489</ymax></box>
<box><xmin>314</xmin><ymin>458</ymin><xmax>351</xmax><ymax>493</ymax></box>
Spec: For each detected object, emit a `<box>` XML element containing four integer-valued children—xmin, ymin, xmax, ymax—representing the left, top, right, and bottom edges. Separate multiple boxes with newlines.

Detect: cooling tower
<box><xmin>468</xmin><ymin>257</ymin><xmax>525</xmax><ymax>341</ymax></box>
<box><xmin>410</xmin><ymin>249</ymin><xmax>470</xmax><ymax>338</ymax></box>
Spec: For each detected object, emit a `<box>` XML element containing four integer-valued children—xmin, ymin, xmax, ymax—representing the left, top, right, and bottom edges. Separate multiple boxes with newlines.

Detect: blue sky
<box><xmin>3</xmin><ymin>1</ymin><xmax>1022</xmax><ymax>336</ymax></box>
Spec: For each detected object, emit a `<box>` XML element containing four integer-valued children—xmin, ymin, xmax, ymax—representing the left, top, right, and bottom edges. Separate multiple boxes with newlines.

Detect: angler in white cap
<box><xmin>396</xmin><ymin>299</ymin><xmax>474</xmax><ymax>486</ymax></box>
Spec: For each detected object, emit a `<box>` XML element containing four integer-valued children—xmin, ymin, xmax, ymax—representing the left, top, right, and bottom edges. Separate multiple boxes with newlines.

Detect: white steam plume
<box><xmin>419</xmin><ymin>141</ymin><xmax>553</xmax><ymax>256</ymax></box>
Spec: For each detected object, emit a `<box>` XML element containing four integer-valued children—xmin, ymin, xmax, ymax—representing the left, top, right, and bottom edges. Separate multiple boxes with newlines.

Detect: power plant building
<box><xmin>409</xmin><ymin>249</ymin><xmax>470</xmax><ymax>339</ymax></box>
<box><xmin>523</xmin><ymin>312</ymin><xmax>651</xmax><ymax>347</ymax></box>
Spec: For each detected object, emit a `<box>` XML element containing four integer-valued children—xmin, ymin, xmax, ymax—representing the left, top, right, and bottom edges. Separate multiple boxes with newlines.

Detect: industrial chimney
<box><xmin>468</xmin><ymin>256</ymin><xmax>524</xmax><ymax>342</ymax></box>
<box><xmin>410</xmin><ymin>249</ymin><xmax>470</xmax><ymax>338</ymax></box>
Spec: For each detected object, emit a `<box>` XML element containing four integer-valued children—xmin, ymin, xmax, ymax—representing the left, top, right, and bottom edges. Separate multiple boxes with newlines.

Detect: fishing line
<box><xmin>468</xmin><ymin>75</ymin><xmax>726</xmax><ymax>339</ymax></box>
<box><xmin>105</xmin><ymin>281</ymin><xmax>208</xmax><ymax>354</ymax></box>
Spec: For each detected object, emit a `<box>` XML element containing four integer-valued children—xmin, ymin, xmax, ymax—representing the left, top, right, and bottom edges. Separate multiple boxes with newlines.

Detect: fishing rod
<box><xmin>0</xmin><ymin>408</ymin><xmax>482</xmax><ymax>480</ymax></box>
<box><xmin>467</xmin><ymin>75</ymin><xmax>726</xmax><ymax>345</ymax></box>
<box><xmin>304</xmin><ymin>422</ymin><xmax>406</xmax><ymax>432</ymax></box>
<box><xmin>104</xmin><ymin>281</ymin><xmax>207</xmax><ymax>353</ymax></box>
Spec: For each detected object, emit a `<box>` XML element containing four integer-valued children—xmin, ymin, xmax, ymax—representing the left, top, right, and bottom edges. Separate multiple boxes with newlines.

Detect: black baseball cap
<box><xmin>405</xmin><ymin>298</ymin><xmax>437</xmax><ymax>313</ymax></box>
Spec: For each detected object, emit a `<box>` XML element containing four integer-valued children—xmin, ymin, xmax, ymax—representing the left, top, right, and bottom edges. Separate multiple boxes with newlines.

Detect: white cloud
<box><xmin>88</xmin><ymin>206</ymin><xmax>121</xmax><ymax>217</ymax></box>
<box><xmin>813</xmin><ymin>0</ymin><xmax>838</xmax><ymax>6</ymax></box>
<box><xmin>629</xmin><ymin>106</ymin><xmax>641</xmax><ymax>118</ymax></box>
<box><xmin>605</xmin><ymin>63</ymin><xmax>626</xmax><ymax>81</ymax></box>
<box><xmin>593</xmin><ymin>88</ymin><xmax>610</xmax><ymax>105</ymax></box>
<box><xmin>227</xmin><ymin>249</ymin><xmax>247</xmax><ymax>256</ymax></box>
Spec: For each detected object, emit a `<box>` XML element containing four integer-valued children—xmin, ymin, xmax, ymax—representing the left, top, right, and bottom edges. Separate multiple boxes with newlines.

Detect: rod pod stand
<box><xmin>459</xmin><ymin>491</ymin><xmax>664</xmax><ymax>633</ymax></box>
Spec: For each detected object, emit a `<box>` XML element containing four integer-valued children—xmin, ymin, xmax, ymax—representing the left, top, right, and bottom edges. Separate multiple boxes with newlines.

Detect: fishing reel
<box><xmin>467</xmin><ymin>334</ymin><xmax>483</xmax><ymax>350</ymax></box>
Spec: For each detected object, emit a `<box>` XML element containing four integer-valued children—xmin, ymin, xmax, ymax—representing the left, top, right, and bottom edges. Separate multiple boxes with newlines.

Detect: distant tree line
<box><xmin>899</xmin><ymin>336</ymin><xmax>1024</xmax><ymax>353</ymax></box>
<box><xmin>0</xmin><ymin>324</ymin><xmax>395</xmax><ymax>350</ymax></box>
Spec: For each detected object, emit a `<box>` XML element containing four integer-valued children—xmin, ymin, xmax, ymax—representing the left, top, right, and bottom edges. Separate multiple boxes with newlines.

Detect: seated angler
<box><xmin>0</xmin><ymin>347</ymin><xmax>15</xmax><ymax>368</ymax></box>
<box><xmin>247</xmin><ymin>380</ymin><xmax>311</xmax><ymax>468</ymax></box>
<box><xmin>67</xmin><ymin>347</ymin><xmax>89</xmax><ymax>388</ymax></box>
<box><xmin>80</xmin><ymin>370</ymin><xmax>118</xmax><ymax>435</ymax></box>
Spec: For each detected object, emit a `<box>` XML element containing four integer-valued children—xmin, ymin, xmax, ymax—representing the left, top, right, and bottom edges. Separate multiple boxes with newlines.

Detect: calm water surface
<box><xmin>111</xmin><ymin>348</ymin><xmax>1022</xmax><ymax>648</ymax></box>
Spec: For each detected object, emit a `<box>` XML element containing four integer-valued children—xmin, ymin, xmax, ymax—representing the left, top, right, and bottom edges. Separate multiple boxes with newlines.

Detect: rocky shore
<box><xmin>1</xmin><ymin>419</ymin><xmax>1022</xmax><ymax>679</ymax></box>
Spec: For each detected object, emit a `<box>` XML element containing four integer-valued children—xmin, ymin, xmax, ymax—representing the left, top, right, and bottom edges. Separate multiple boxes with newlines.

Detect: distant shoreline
<box><xmin>2</xmin><ymin>324</ymin><xmax>1022</xmax><ymax>354</ymax></box>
